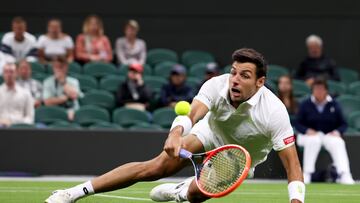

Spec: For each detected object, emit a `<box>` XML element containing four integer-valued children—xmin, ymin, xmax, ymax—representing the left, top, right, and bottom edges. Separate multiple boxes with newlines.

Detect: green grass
<box><xmin>0</xmin><ymin>180</ymin><xmax>359</xmax><ymax>203</ymax></box>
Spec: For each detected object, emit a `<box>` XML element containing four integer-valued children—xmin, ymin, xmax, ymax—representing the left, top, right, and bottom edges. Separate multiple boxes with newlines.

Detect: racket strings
<box><xmin>198</xmin><ymin>148</ymin><xmax>247</xmax><ymax>194</ymax></box>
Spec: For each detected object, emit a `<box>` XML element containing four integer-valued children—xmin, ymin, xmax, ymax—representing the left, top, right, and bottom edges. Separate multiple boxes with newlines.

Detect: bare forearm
<box><xmin>44</xmin><ymin>96</ymin><xmax>68</xmax><ymax>106</ymax></box>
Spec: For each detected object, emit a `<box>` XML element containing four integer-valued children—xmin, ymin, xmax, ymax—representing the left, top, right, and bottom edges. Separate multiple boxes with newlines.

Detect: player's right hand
<box><xmin>164</xmin><ymin>126</ymin><xmax>183</xmax><ymax>158</ymax></box>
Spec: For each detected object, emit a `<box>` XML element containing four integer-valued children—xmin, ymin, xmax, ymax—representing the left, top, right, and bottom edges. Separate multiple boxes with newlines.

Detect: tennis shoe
<box><xmin>150</xmin><ymin>177</ymin><xmax>193</xmax><ymax>202</ymax></box>
<box><xmin>45</xmin><ymin>190</ymin><xmax>75</xmax><ymax>203</ymax></box>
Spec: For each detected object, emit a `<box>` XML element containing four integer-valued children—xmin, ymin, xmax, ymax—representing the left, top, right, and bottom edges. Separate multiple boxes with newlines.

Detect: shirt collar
<box><xmin>311</xmin><ymin>94</ymin><xmax>332</xmax><ymax>105</ymax></box>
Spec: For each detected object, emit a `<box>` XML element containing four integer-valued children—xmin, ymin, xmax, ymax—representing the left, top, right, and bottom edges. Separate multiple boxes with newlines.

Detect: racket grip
<box><xmin>179</xmin><ymin>149</ymin><xmax>192</xmax><ymax>158</ymax></box>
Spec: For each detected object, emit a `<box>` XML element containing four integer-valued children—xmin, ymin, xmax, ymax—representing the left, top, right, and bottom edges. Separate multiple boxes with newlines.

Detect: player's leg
<box><xmin>322</xmin><ymin>134</ymin><xmax>354</xmax><ymax>184</ymax></box>
<box><xmin>45</xmin><ymin>133</ymin><xmax>204</xmax><ymax>203</ymax></box>
<box><xmin>296</xmin><ymin>133</ymin><xmax>322</xmax><ymax>183</ymax></box>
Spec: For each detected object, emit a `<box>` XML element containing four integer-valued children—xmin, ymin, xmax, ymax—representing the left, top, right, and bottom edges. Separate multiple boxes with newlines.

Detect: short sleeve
<box><xmin>193</xmin><ymin>78</ymin><xmax>218</xmax><ymax>110</ymax></box>
<box><xmin>37</xmin><ymin>35</ymin><xmax>46</xmax><ymax>49</ymax></box>
<box><xmin>269</xmin><ymin>106</ymin><xmax>295</xmax><ymax>151</ymax></box>
<box><xmin>64</xmin><ymin>36</ymin><xmax>74</xmax><ymax>49</ymax></box>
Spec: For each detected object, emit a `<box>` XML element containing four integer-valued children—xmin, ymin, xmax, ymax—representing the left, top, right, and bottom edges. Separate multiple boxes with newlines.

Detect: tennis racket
<box><xmin>179</xmin><ymin>144</ymin><xmax>251</xmax><ymax>198</ymax></box>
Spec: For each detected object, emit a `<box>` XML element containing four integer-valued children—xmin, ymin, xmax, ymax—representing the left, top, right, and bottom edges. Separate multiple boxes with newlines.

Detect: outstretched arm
<box><xmin>278</xmin><ymin>145</ymin><xmax>305</xmax><ymax>203</ymax></box>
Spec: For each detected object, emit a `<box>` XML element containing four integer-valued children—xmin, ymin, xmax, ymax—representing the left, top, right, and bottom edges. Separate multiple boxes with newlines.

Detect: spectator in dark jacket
<box><xmin>116</xmin><ymin>63</ymin><xmax>152</xmax><ymax>111</ymax></box>
<box><xmin>295</xmin><ymin>79</ymin><xmax>354</xmax><ymax>185</ymax></box>
<box><xmin>295</xmin><ymin>34</ymin><xmax>339</xmax><ymax>86</ymax></box>
<box><xmin>159</xmin><ymin>64</ymin><xmax>193</xmax><ymax>107</ymax></box>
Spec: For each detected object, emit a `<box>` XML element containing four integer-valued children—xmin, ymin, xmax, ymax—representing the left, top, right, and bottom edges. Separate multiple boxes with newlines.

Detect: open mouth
<box><xmin>231</xmin><ymin>88</ymin><xmax>241</xmax><ymax>94</ymax></box>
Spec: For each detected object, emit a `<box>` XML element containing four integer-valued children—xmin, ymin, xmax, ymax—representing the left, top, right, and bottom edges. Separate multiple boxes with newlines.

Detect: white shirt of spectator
<box><xmin>1</xmin><ymin>32</ymin><xmax>37</xmax><ymax>62</ymax></box>
<box><xmin>194</xmin><ymin>74</ymin><xmax>294</xmax><ymax>166</ymax></box>
<box><xmin>0</xmin><ymin>84</ymin><xmax>34</xmax><ymax>124</ymax></box>
<box><xmin>37</xmin><ymin>35</ymin><xmax>74</xmax><ymax>58</ymax></box>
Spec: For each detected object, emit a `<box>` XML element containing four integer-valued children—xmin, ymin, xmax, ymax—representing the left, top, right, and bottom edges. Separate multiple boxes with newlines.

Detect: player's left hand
<box><xmin>164</xmin><ymin>126</ymin><xmax>184</xmax><ymax>158</ymax></box>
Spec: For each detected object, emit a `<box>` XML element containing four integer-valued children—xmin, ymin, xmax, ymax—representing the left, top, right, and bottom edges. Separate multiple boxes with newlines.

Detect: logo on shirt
<box><xmin>283</xmin><ymin>135</ymin><xmax>295</xmax><ymax>145</ymax></box>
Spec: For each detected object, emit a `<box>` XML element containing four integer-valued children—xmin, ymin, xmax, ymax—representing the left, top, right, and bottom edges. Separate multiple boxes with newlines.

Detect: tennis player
<box><xmin>45</xmin><ymin>48</ymin><xmax>305</xmax><ymax>203</ymax></box>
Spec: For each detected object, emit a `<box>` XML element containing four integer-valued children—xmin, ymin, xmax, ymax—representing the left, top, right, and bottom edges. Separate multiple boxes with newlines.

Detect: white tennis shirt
<box><xmin>193</xmin><ymin>74</ymin><xmax>294</xmax><ymax>167</ymax></box>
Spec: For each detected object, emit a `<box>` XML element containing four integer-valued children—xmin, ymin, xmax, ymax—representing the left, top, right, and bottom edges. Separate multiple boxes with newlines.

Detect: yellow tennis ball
<box><xmin>174</xmin><ymin>101</ymin><xmax>191</xmax><ymax>115</ymax></box>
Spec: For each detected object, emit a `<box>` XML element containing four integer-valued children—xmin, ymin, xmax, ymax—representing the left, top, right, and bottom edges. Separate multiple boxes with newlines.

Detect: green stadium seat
<box><xmin>35</xmin><ymin>106</ymin><xmax>68</xmax><ymax>124</ymax></box>
<box><xmin>293</xmin><ymin>80</ymin><xmax>311</xmax><ymax>97</ymax></box>
<box><xmin>118</xmin><ymin>64</ymin><xmax>152</xmax><ymax>76</ymax></box>
<box><xmin>186</xmin><ymin>77</ymin><xmax>201</xmax><ymax>91</ymax></box>
<box><xmin>153</xmin><ymin>61</ymin><xmax>177</xmax><ymax>77</ymax></box>
<box><xmin>99</xmin><ymin>75</ymin><xmax>126</xmax><ymax>93</ymax></box>
<box><xmin>74</xmin><ymin>105</ymin><xmax>110</xmax><ymax>126</ymax></box>
<box><xmin>83</xmin><ymin>62</ymin><xmax>117</xmax><ymax>78</ymax></box>
<box><xmin>80</xmin><ymin>90</ymin><xmax>115</xmax><ymax>110</ymax></box>
<box><xmin>153</xmin><ymin>107</ymin><xmax>177</xmax><ymax>129</ymax></box>
<box><xmin>222</xmin><ymin>64</ymin><xmax>232</xmax><ymax>74</ymax></box>
<box><xmin>348</xmin><ymin>111</ymin><xmax>360</xmax><ymax>130</ymax></box>
<box><xmin>344</xmin><ymin>127</ymin><xmax>360</xmax><ymax>135</ymax></box>
<box><xmin>336</xmin><ymin>95</ymin><xmax>360</xmax><ymax>119</ymax></box>
<box><xmin>0</xmin><ymin>76</ymin><xmax>3</xmax><ymax>84</ymax></box>
<box><xmin>68</xmin><ymin>62</ymin><xmax>82</xmax><ymax>74</ymax></box>
<box><xmin>112</xmin><ymin>107</ymin><xmax>150</xmax><ymax>128</ymax></box>
<box><xmin>338</xmin><ymin>67</ymin><xmax>359</xmax><ymax>86</ymax></box>
<box><xmin>89</xmin><ymin>122</ymin><xmax>123</xmax><ymax>130</ymax></box>
<box><xmin>349</xmin><ymin>81</ymin><xmax>360</xmax><ymax>96</ymax></box>
<box><xmin>189</xmin><ymin>63</ymin><xmax>208</xmax><ymax>77</ymax></box>
<box><xmin>30</xmin><ymin>62</ymin><xmax>47</xmax><ymax>74</ymax></box>
<box><xmin>265</xmin><ymin>80</ymin><xmax>277</xmax><ymax>93</ymax></box>
<box><xmin>32</xmin><ymin>72</ymin><xmax>49</xmax><ymax>82</ymax></box>
<box><xmin>181</xmin><ymin>50</ymin><xmax>215</xmax><ymax>67</ymax></box>
<box><xmin>327</xmin><ymin>80</ymin><xmax>347</xmax><ymax>96</ymax></box>
<box><xmin>146</xmin><ymin>48</ymin><xmax>178</xmax><ymax>66</ymax></box>
<box><xmin>129</xmin><ymin>122</ymin><xmax>164</xmax><ymax>131</ymax></box>
<box><xmin>74</xmin><ymin>74</ymin><xmax>98</xmax><ymax>92</ymax></box>
<box><xmin>144</xmin><ymin>76</ymin><xmax>167</xmax><ymax>93</ymax></box>
<box><xmin>9</xmin><ymin>123</ymin><xmax>36</xmax><ymax>128</ymax></box>
<box><xmin>267</xmin><ymin>64</ymin><xmax>289</xmax><ymax>82</ymax></box>
<box><xmin>48</xmin><ymin>121</ymin><xmax>82</xmax><ymax>129</ymax></box>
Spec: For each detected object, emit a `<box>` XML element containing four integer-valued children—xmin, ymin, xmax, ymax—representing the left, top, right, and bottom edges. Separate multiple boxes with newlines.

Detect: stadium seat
<box><xmin>118</xmin><ymin>64</ymin><xmax>152</xmax><ymax>76</ymax></box>
<box><xmin>35</xmin><ymin>106</ymin><xmax>68</xmax><ymax>124</ymax></box>
<box><xmin>146</xmin><ymin>48</ymin><xmax>178</xmax><ymax>66</ymax></box>
<box><xmin>338</xmin><ymin>67</ymin><xmax>359</xmax><ymax>86</ymax></box>
<box><xmin>189</xmin><ymin>63</ymin><xmax>208</xmax><ymax>77</ymax></box>
<box><xmin>48</xmin><ymin>121</ymin><xmax>82</xmax><ymax>129</ymax></box>
<box><xmin>129</xmin><ymin>122</ymin><xmax>164</xmax><ymax>131</ymax></box>
<box><xmin>152</xmin><ymin>107</ymin><xmax>177</xmax><ymax>129</ymax></box>
<box><xmin>143</xmin><ymin>76</ymin><xmax>167</xmax><ymax>93</ymax></box>
<box><xmin>344</xmin><ymin>127</ymin><xmax>360</xmax><ymax>135</ymax></box>
<box><xmin>68</xmin><ymin>62</ymin><xmax>82</xmax><ymax>74</ymax></box>
<box><xmin>181</xmin><ymin>50</ymin><xmax>215</xmax><ymax>67</ymax></box>
<box><xmin>74</xmin><ymin>74</ymin><xmax>98</xmax><ymax>92</ymax></box>
<box><xmin>30</xmin><ymin>62</ymin><xmax>47</xmax><ymax>74</ymax></box>
<box><xmin>89</xmin><ymin>122</ymin><xmax>123</xmax><ymax>130</ymax></box>
<box><xmin>112</xmin><ymin>107</ymin><xmax>150</xmax><ymax>128</ymax></box>
<box><xmin>153</xmin><ymin>61</ymin><xmax>177</xmax><ymax>77</ymax></box>
<box><xmin>336</xmin><ymin>95</ymin><xmax>360</xmax><ymax>119</ymax></box>
<box><xmin>222</xmin><ymin>64</ymin><xmax>231</xmax><ymax>74</ymax></box>
<box><xmin>80</xmin><ymin>90</ymin><xmax>115</xmax><ymax>110</ymax></box>
<box><xmin>327</xmin><ymin>80</ymin><xmax>347</xmax><ymax>96</ymax></box>
<box><xmin>292</xmin><ymin>79</ymin><xmax>311</xmax><ymax>97</ymax></box>
<box><xmin>186</xmin><ymin>77</ymin><xmax>201</xmax><ymax>91</ymax></box>
<box><xmin>32</xmin><ymin>72</ymin><xmax>49</xmax><ymax>82</ymax></box>
<box><xmin>349</xmin><ymin>81</ymin><xmax>360</xmax><ymax>96</ymax></box>
<box><xmin>348</xmin><ymin>111</ymin><xmax>360</xmax><ymax>131</ymax></box>
<box><xmin>9</xmin><ymin>123</ymin><xmax>36</xmax><ymax>128</ymax></box>
<box><xmin>267</xmin><ymin>64</ymin><xmax>289</xmax><ymax>82</ymax></box>
<box><xmin>99</xmin><ymin>75</ymin><xmax>126</xmax><ymax>93</ymax></box>
<box><xmin>265</xmin><ymin>80</ymin><xmax>277</xmax><ymax>93</ymax></box>
<box><xmin>83</xmin><ymin>62</ymin><xmax>117</xmax><ymax>78</ymax></box>
<box><xmin>74</xmin><ymin>105</ymin><xmax>110</xmax><ymax>126</ymax></box>
<box><xmin>0</xmin><ymin>76</ymin><xmax>3</xmax><ymax>84</ymax></box>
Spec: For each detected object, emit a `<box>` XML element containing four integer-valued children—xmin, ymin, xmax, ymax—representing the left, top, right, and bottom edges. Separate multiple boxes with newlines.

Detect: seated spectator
<box><xmin>0</xmin><ymin>63</ymin><xmax>34</xmax><ymax>127</ymax></box>
<box><xmin>43</xmin><ymin>57</ymin><xmax>82</xmax><ymax>120</ymax></box>
<box><xmin>277</xmin><ymin>75</ymin><xmax>298</xmax><ymax>115</ymax></box>
<box><xmin>75</xmin><ymin>15</ymin><xmax>112</xmax><ymax>64</ymax></box>
<box><xmin>160</xmin><ymin>64</ymin><xmax>193</xmax><ymax>107</ymax></box>
<box><xmin>115</xmin><ymin>20</ymin><xmax>146</xmax><ymax>65</ymax></box>
<box><xmin>37</xmin><ymin>18</ymin><xmax>74</xmax><ymax>64</ymax></box>
<box><xmin>0</xmin><ymin>16</ymin><xmax>37</xmax><ymax>62</ymax></box>
<box><xmin>17</xmin><ymin>60</ymin><xmax>43</xmax><ymax>107</ymax></box>
<box><xmin>198</xmin><ymin>62</ymin><xmax>220</xmax><ymax>91</ymax></box>
<box><xmin>295</xmin><ymin>34</ymin><xmax>339</xmax><ymax>86</ymax></box>
<box><xmin>295</xmin><ymin>79</ymin><xmax>354</xmax><ymax>184</ymax></box>
<box><xmin>116</xmin><ymin>64</ymin><xmax>152</xmax><ymax>111</ymax></box>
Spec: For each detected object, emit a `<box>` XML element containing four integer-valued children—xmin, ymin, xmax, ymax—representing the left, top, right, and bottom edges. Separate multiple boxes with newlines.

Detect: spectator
<box><xmin>17</xmin><ymin>60</ymin><xmax>43</xmax><ymax>107</ymax></box>
<box><xmin>277</xmin><ymin>75</ymin><xmax>298</xmax><ymax>115</ymax></box>
<box><xmin>0</xmin><ymin>16</ymin><xmax>37</xmax><ymax>62</ymax></box>
<box><xmin>160</xmin><ymin>64</ymin><xmax>193</xmax><ymax>107</ymax></box>
<box><xmin>198</xmin><ymin>62</ymin><xmax>220</xmax><ymax>91</ymax></box>
<box><xmin>295</xmin><ymin>79</ymin><xmax>354</xmax><ymax>184</ymax></box>
<box><xmin>295</xmin><ymin>34</ymin><xmax>339</xmax><ymax>86</ymax></box>
<box><xmin>0</xmin><ymin>63</ymin><xmax>34</xmax><ymax>127</ymax></box>
<box><xmin>115</xmin><ymin>20</ymin><xmax>146</xmax><ymax>65</ymax></box>
<box><xmin>75</xmin><ymin>15</ymin><xmax>112</xmax><ymax>64</ymax></box>
<box><xmin>37</xmin><ymin>18</ymin><xmax>74</xmax><ymax>64</ymax></box>
<box><xmin>116</xmin><ymin>64</ymin><xmax>152</xmax><ymax>111</ymax></box>
<box><xmin>43</xmin><ymin>57</ymin><xmax>82</xmax><ymax>120</ymax></box>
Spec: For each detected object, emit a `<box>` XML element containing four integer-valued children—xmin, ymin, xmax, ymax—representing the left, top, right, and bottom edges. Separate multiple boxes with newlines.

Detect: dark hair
<box><xmin>51</xmin><ymin>56</ymin><xmax>68</xmax><ymax>65</ymax></box>
<box><xmin>232</xmin><ymin>48</ymin><xmax>267</xmax><ymax>78</ymax></box>
<box><xmin>277</xmin><ymin>75</ymin><xmax>298</xmax><ymax>114</ymax></box>
<box><xmin>12</xmin><ymin>16</ymin><xmax>26</xmax><ymax>25</ymax></box>
<box><xmin>311</xmin><ymin>78</ymin><xmax>328</xmax><ymax>90</ymax></box>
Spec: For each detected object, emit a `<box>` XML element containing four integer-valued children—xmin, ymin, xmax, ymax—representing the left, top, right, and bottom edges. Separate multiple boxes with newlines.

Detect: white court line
<box><xmin>95</xmin><ymin>194</ymin><xmax>153</xmax><ymax>202</ymax></box>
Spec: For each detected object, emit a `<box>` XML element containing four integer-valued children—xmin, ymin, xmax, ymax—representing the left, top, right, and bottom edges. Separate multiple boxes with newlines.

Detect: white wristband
<box><xmin>288</xmin><ymin>181</ymin><xmax>305</xmax><ymax>203</ymax></box>
<box><xmin>170</xmin><ymin>116</ymin><xmax>192</xmax><ymax>136</ymax></box>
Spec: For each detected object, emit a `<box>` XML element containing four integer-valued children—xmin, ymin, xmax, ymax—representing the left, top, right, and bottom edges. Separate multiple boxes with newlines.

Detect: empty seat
<box><xmin>144</xmin><ymin>76</ymin><xmax>167</xmax><ymax>93</ymax></box>
<box><xmin>338</xmin><ymin>67</ymin><xmax>359</xmax><ymax>86</ymax></box>
<box><xmin>153</xmin><ymin>61</ymin><xmax>177</xmax><ymax>77</ymax></box>
<box><xmin>336</xmin><ymin>95</ymin><xmax>360</xmax><ymax>118</ymax></box>
<box><xmin>89</xmin><ymin>122</ymin><xmax>123</xmax><ymax>130</ymax></box>
<box><xmin>83</xmin><ymin>62</ymin><xmax>117</xmax><ymax>78</ymax></box>
<box><xmin>80</xmin><ymin>90</ymin><xmax>115</xmax><ymax>110</ymax></box>
<box><xmin>181</xmin><ymin>50</ymin><xmax>215</xmax><ymax>67</ymax></box>
<box><xmin>48</xmin><ymin>121</ymin><xmax>82</xmax><ymax>129</ymax></box>
<box><xmin>112</xmin><ymin>107</ymin><xmax>150</xmax><ymax>128</ymax></box>
<box><xmin>267</xmin><ymin>64</ymin><xmax>289</xmax><ymax>82</ymax></box>
<box><xmin>74</xmin><ymin>105</ymin><xmax>110</xmax><ymax>126</ymax></box>
<box><xmin>99</xmin><ymin>75</ymin><xmax>126</xmax><ymax>93</ymax></box>
<box><xmin>118</xmin><ymin>64</ymin><xmax>152</xmax><ymax>76</ymax></box>
<box><xmin>348</xmin><ymin>111</ymin><xmax>360</xmax><ymax>130</ymax></box>
<box><xmin>349</xmin><ymin>81</ymin><xmax>360</xmax><ymax>96</ymax></box>
<box><xmin>129</xmin><ymin>122</ymin><xmax>163</xmax><ymax>131</ymax></box>
<box><xmin>30</xmin><ymin>62</ymin><xmax>47</xmax><ymax>74</ymax></box>
<box><xmin>147</xmin><ymin>48</ymin><xmax>178</xmax><ymax>66</ymax></box>
<box><xmin>35</xmin><ymin>106</ymin><xmax>68</xmax><ymax>124</ymax></box>
<box><xmin>292</xmin><ymin>80</ymin><xmax>311</xmax><ymax>97</ymax></box>
<box><xmin>74</xmin><ymin>74</ymin><xmax>98</xmax><ymax>92</ymax></box>
<box><xmin>186</xmin><ymin>77</ymin><xmax>201</xmax><ymax>91</ymax></box>
<box><xmin>189</xmin><ymin>63</ymin><xmax>208</xmax><ymax>77</ymax></box>
<box><xmin>9</xmin><ymin>123</ymin><xmax>36</xmax><ymax>128</ymax></box>
<box><xmin>32</xmin><ymin>72</ymin><xmax>49</xmax><ymax>82</ymax></box>
<box><xmin>153</xmin><ymin>107</ymin><xmax>177</xmax><ymax>129</ymax></box>
<box><xmin>327</xmin><ymin>80</ymin><xmax>346</xmax><ymax>96</ymax></box>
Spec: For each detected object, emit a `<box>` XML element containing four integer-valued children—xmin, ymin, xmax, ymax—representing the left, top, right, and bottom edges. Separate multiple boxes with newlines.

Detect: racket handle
<box><xmin>179</xmin><ymin>149</ymin><xmax>192</xmax><ymax>159</ymax></box>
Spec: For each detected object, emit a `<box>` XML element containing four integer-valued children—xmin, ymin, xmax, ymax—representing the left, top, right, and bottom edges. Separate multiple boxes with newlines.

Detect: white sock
<box><xmin>65</xmin><ymin>180</ymin><xmax>94</xmax><ymax>200</ymax></box>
